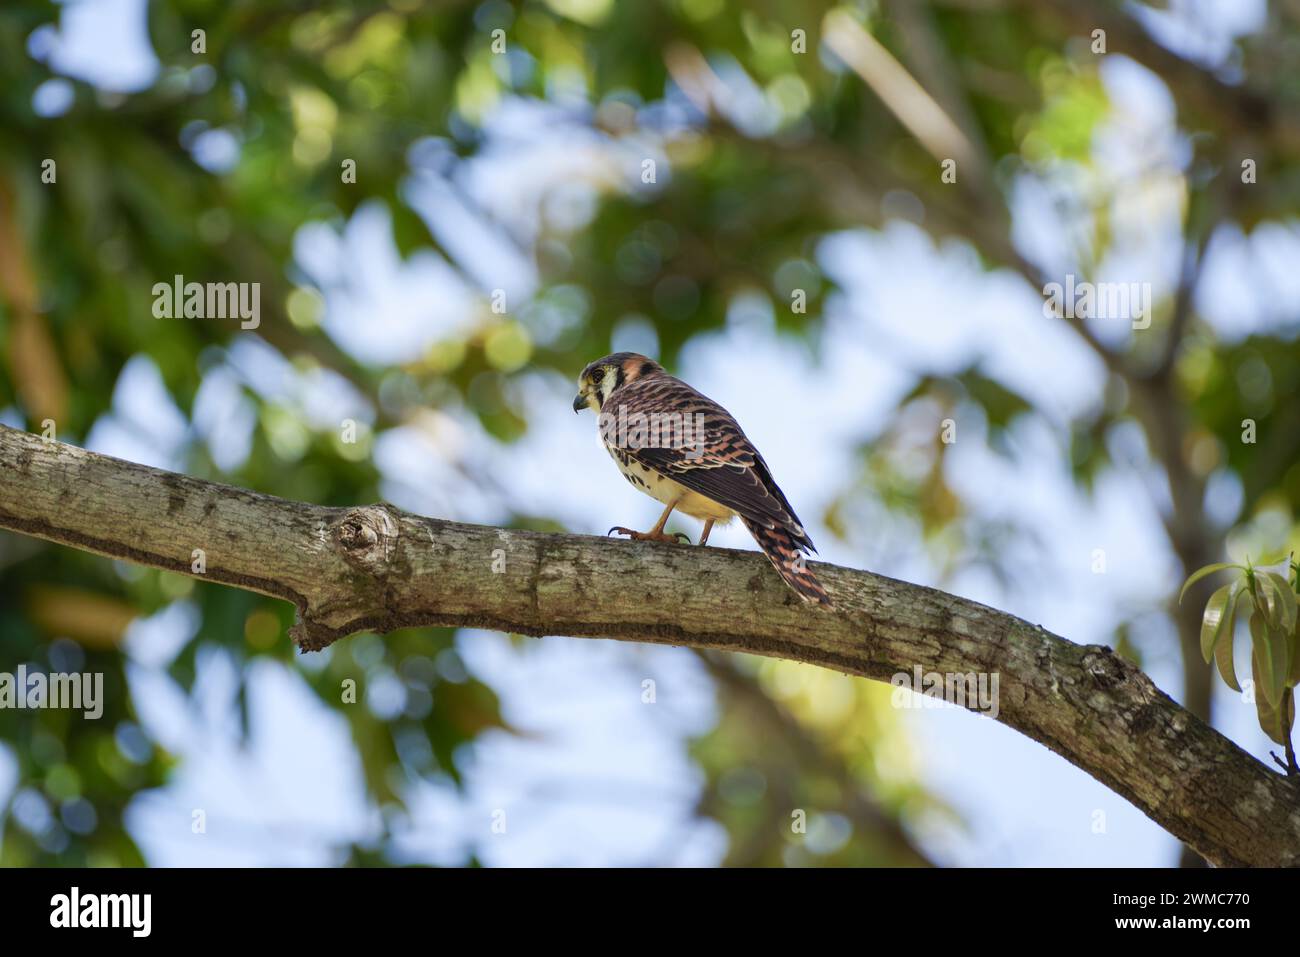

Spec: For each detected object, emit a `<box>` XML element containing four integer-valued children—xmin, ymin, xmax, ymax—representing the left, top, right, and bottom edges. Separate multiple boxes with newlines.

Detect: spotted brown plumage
<box><xmin>574</xmin><ymin>352</ymin><xmax>832</xmax><ymax>606</ymax></box>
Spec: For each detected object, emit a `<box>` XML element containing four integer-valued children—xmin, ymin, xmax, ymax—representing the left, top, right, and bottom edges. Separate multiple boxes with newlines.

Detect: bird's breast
<box><xmin>604</xmin><ymin>445</ymin><xmax>735</xmax><ymax>523</ymax></box>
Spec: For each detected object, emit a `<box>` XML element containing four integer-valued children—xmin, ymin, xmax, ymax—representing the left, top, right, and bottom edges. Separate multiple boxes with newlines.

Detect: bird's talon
<box><xmin>607</xmin><ymin>526</ymin><xmax>688</xmax><ymax>544</ymax></box>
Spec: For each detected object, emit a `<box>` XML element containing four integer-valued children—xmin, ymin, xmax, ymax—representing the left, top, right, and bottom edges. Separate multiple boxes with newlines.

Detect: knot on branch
<box><xmin>1081</xmin><ymin>644</ymin><xmax>1124</xmax><ymax>691</ymax></box>
<box><xmin>332</xmin><ymin>504</ymin><xmax>399</xmax><ymax>573</ymax></box>
<box><xmin>290</xmin><ymin>505</ymin><xmax>403</xmax><ymax>653</ymax></box>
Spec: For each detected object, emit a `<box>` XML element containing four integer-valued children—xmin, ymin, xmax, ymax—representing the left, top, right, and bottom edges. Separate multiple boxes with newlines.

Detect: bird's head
<box><xmin>573</xmin><ymin>352</ymin><xmax>663</xmax><ymax>413</ymax></box>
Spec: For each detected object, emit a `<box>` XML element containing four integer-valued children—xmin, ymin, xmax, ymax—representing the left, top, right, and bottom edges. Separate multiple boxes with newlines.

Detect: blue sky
<box><xmin>3</xmin><ymin>0</ymin><xmax>1296</xmax><ymax>866</ymax></box>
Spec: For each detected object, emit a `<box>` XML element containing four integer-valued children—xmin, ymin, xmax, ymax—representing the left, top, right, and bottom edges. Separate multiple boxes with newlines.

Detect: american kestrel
<box><xmin>573</xmin><ymin>352</ymin><xmax>831</xmax><ymax>605</ymax></box>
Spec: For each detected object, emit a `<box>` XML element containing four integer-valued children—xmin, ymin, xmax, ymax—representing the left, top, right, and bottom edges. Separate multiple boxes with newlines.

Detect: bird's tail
<box><xmin>742</xmin><ymin>518</ymin><xmax>832</xmax><ymax>606</ymax></box>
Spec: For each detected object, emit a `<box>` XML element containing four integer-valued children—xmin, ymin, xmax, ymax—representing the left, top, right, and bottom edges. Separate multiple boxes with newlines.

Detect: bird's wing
<box><xmin>604</xmin><ymin>375</ymin><xmax>816</xmax><ymax>552</ymax></box>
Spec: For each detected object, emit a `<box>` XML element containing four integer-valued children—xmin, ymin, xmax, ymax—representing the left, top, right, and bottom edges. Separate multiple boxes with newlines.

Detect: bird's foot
<box><xmin>607</xmin><ymin>526</ymin><xmax>691</xmax><ymax>544</ymax></box>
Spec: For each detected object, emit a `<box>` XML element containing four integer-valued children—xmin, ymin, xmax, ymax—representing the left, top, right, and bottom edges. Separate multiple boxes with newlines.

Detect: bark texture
<box><xmin>1</xmin><ymin>424</ymin><xmax>1297</xmax><ymax>866</ymax></box>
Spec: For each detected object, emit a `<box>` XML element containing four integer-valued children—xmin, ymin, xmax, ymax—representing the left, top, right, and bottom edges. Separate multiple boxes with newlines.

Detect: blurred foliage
<box><xmin>0</xmin><ymin>0</ymin><xmax>1298</xmax><ymax>865</ymax></box>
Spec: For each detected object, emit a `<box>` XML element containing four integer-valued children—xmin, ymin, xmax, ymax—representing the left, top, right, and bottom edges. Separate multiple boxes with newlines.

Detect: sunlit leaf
<box><xmin>1214</xmin><ymin>606</ymin><xmax>1242</xmax><ymax>693</ymax></box>
<box><xmin>1178</xmin><ymin>562</ymin><xmax>1239</xmax><ymax>604</ymax></box>
<box><xmin>1199</xmin><ymin>583</ymin><xmax>1232</xmax><ymax>663</ymax></box>
<box><xmin>1262</xmin><ymin>571</ymin><xmax>1297</xmax><ymax>637</ymax></box>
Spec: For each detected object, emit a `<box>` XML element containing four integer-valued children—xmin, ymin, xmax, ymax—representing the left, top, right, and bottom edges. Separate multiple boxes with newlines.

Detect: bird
<box><xmin>573</xmin><ymin>352</ymin><xmax>831</xmax><ymax>606</ymax></box>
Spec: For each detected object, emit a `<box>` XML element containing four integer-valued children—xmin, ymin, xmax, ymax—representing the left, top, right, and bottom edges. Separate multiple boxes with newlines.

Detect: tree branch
<box><xmin>0</xmin><ymin>424</ymin><xmax>1297</xmax><ymax>866</ymax></box>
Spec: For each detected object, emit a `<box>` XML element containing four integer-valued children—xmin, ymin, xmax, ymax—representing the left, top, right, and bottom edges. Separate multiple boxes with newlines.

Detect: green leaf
<box><xmin>1263</xmin><ymin>566</ymin><xmax>1294</xmax><ymax>634</ymax></box>
<box><xmin>1251</xmin><ymin>573</ymin><xmax>1277</xmax><ymax>630</ymax></box>
<box><xmin>1252</xmin><ymin>652</ymin><xmax>1290</xmax><ymax>746</ymax></box>
<box><xmin>1178</xmin><ymin>562</ymin><xmax>1240</xmax><ymax>604</ymax></box>
<box><xmin>1214</xmin><ymin>610</ymin><xmax>1242</xmax><ymax>693</ymax></box>
<box><xmin>1249</xmin><ymin>611</ymin><xmax>1288</xmax><ymax>710</ymax></box>
<box><xmin>1199</xmin><ymin>583</ymin><xmax>1234</xmax><ymax>663</ymax></box>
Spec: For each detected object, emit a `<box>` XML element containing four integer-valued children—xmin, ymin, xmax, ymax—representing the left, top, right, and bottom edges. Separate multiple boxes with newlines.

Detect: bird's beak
<box><xmin>573</xmin><ymin>392</ymin><xmax>587</xmax><ymax>414</ymax></box>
